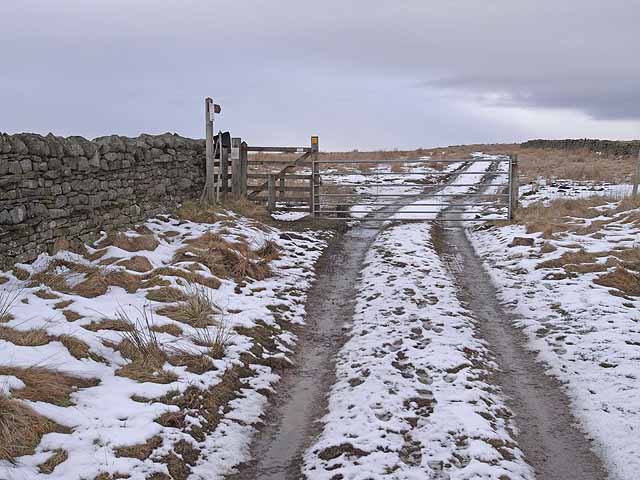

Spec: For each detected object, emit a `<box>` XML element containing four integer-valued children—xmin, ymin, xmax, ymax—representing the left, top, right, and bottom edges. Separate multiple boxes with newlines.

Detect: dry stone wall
<box><xmin>522</xmin><ymin>139</ymin><xmax>640</xmax><ymax>157</ymax></box>
<box><xmin>0</xmin><ymin>132</ymin><xmax>206</xmax><ymax>265</ymax></box>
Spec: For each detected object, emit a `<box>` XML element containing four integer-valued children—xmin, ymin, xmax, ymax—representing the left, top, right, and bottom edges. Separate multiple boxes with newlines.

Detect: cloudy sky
<box><xmin>1</xmin><ymin>1</ymin><xmax>639</xmax><ymax>150</ymax></box>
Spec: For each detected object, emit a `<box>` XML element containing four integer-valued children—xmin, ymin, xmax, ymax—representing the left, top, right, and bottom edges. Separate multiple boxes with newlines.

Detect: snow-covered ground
<box><xmin>468</xmin><ymin>189</ymin><xmax>640</xmax><ymax>480</ymax></box>
<box><xmin>303</xmin><ymin>221</ymin><xmax>534</xmax><ymax>479</ymax></box>
<box><xmin>0</xmin><ymin>211</ymin><xmax>328</xmax><ymax>479</ymax></box>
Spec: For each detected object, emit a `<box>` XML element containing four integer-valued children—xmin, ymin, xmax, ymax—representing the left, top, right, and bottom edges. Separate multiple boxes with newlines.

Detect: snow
<box><xmin>303</xmin><ymin>221</ymin><xmax>534</xmax><ymax>479</ymax></box>
<box><xmin>468</xmin><ymin>188</ymin><xmax>640</xmax><ymax>480</ymax></box>
<box><xmin>0</xmin><ymin>211</ymin><xmax>328</xmax><ymax>480</ymax></box>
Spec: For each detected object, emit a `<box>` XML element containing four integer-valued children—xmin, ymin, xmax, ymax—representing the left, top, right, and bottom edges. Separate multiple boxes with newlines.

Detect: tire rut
<box><xmin>432</xmin><ymin>218</ymin><xmax>608</xmax><ymax>480</ymax></box>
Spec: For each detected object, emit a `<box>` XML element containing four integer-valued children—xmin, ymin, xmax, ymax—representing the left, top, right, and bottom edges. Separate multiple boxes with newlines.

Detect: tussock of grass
<box><xmin>156</xmin><ymin>284</ymin><xmax>220</xmax><ymax>328</ymax></box>
<box><xmin>536</xmin><ymin>249</ymin><xmax>599</xmax><ymax>270</ymax></box>
<box><xmin>0</xmin><ymin>326</ymin><xmax>51</xmax><ymax>346</ymax></box>
<box><xmin>174</xmin><ymin>232</ymin><xmax>272</xmax><ymax>282</ymax></box>
<box><xmin>151</xmin><ymin>323</ymin><xmax>184</xmax><ymax>337</ymax></box>
<box><xmin>114</xmin><ymin>308</ymin><xmax>177</xmax><ymax>384</ymax></box>
<box><xmin>0</xmin><ymin>394</ymin><xmax>66</xmax><ymax>463</ymax></box>
<box><xmin>155</xmin><ymin>365</ymin><xmax>249</xmax><ymax>441</ymax></box>
<box><xmin>0</xmin><ymin>287</ymin><xmax>21</xmax><ymax>323</ymax></box>
<box><xmin>103</xmin><ymin>270</ymin><xmax>142</xmax><ymax>294</ymax></box>
<box><xmin>190</xmin><ymin>323</ymin><xmax>234</xmax><ymax>359</ymax></box>
<box><xmin>114</xmin><ymin>436</ymin><xmax>162</xmax><ymax>460</ymax></box>
<box><xmin>255</xmin><ymin>239</ymin><xmax>281</xmax><ymax>261</ymax></box>
<box><xmin>83</xmin><ymin>318</ymin><xmax>134</xmax><ymax>332</ymax></box>
<box><xmin>146</xmin><ymin>286</ymin><xmax>187</xmax><ymax>303</ymax></box>
<box><xmin>34</xmin><ymin>289</ymin><xmax>59</xmax><ymax>300</ymax></box>
<box><xmin>152</xmin><ymin>267</ymin><xmax>221</xmax><ymax>290</ymax></box>
<box><xmin>518</xmin><ymin>197</ymin><xmax>612</xmax><ymax>236</ymax></box>
<box><xmin>595</xmin><ymin>267</ymin><xmax>640</xmax><ymax>297</ymax></box>
<box><xmin>0</xmin><ymin>366</ymin><xmax>98</xmax><ymax>407</ymax></box>
<box><xmin>58</xmin><ymin>335</ymin><xmax>106</xmax><ymax>363</ymax></box>
<box><xmin>38</xmin><ymin>449</ymin><xmax>68</xmax><ymax>474</ymax></box>
<box><xmin>98</xmin><ymin>232</ymin><xmax>159</xmax><ymax>253</ymax></box>
<box><xmin>168</xmin><ymin>350</ymin><xmax>216</xmax><ymax>374</ymax></box>
<box><xmin>54</xmin><ymin>300</ymin><xmax>73</xmax><ymax>310</ymax></box>
<box><xmin>117</xmin><ymin>256</ymin><xmax>153</xmax><ymax>273</ymax></box>
<box><xmin>62</xmin><ymin>309</ymin><xmax>82</xmax><ymax>322</ymax></box>
<box><xmin>0</xmin><ymin>276</ymin><xmax>8</xmax><ymax>285</ymax></box>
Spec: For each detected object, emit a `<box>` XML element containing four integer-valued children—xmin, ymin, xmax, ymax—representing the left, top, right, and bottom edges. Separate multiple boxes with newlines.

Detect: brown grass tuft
<box><xmin>62</xmin><ymin>309</ymin><xmax>82</xmax><ymax>322</ymax></box>
<box><xmin>83</xmin><ymin>318</ymin><xmax>134</xmax><ymax>332</ymax></box>
<box><xmin>0</xmin><ymin>287</ymin><xmax>21</xmax><ymax>323</ymax></box>
<box><xmin>594</xmin><ymin>267</ymin><xmax>640</xmax><ymax>296</ymax></box>
<box><xmin>156</xmin><ymin>284</ymin><xmax>219</xmax><ymax>328</ymax></box>
<box><xmin>114</xmin><ymin>308</ymin><xmax>177</xmax><ymax>384</ymax></box>
<box><xmin>0</xmin><ymin>394</ymin><xmax>66</xmax><ymax>463</ymax></box>
<box><xmin>0</xmin><ymin>366</ymin><xmax>98</xmax><ymax>407</ymax></box>
<box><xmin>255</xmin><ymin>239</ymin><xmax>281</xmax><ymax>261</ymax></box>
<box><xmin>99</xmin><ymin>233</ymin><xmax>159</xmax><ymax>253</ymax></box>
<box><xmin>0</xmin><ymin>326</ymin><xmax>51</xmax><ymax>346</ymax></box>
<box><xmin>536</xmin><ymin>249</ymin><xmax>599</xmax><ymax>270</ymax></box>
<box><xmin>151</xmin><ymin>323</ymin><xmax>184</xmax><ymax>337</ymax></box>
<box><xmin>191</xmin><ymin>323</ymin><xmax>234</xmax><ymax>359</ymax></box>
<box><xmin>146</xmin><ymin>286</ymin><xmax>187</xmax><ymax>303</ymax></box>
<box><xmin>58</xmin><ymin>335</ymin><xmax>106</xmax><ymax>363</ymax></box>
<box><xmin>73</xmin><ymin>273</ymin><xmax>109</xmax><ymax>298</ymax></box>
<box><xmin>173</xmin><ymin>232</ymin><xmax>272</xmax><ymax>282</ymax></box>
<box><xmin>103</xmin><ymin>270</ymin><xmax>142</xmax><ymax>293</ymax></box>
<box><xmin>38</xmin><ymin>449</ymin><xmax>69</xmax><ymax>474</ymax></box>
<box><xmin>0</xmin><ymin>276</ymin><xmax>8</xmax><ymax>285</ymax></box>
<box><xmin>114</xmin><ymin>436</ymin><xmax>162</xmax><ymax>460</ymax></box>
<box><xmin>54</xmin><ymin>300</ymin><xmax>74</xmax><ymax>310</ymax></box>
<box><xmin>151</xmin><ymin>267</ymin><xmax>221</xmax><ymax>290</ymax></box>
<box><xmin>34</xmin><ymin>289</ymin><xmax>59</xmax><ymax>300</ymax></box>
<box><xmin>168</xmin><ymin>350</ymin><xmax>216</xmax><ymax>374</ymax></box>
<box><xmin>117</xmin><ymin>256</ymin><xmax>153</xmax><ymax>273</ymax></box>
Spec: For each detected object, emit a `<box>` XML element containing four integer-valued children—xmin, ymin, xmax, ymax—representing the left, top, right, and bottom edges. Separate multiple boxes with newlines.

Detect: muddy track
<box><xmin>229</xmin><ymin>167</ymin><xmax>472</xmax><ymax>479</ymax></box>
<box><xmin>432</xmin><ymin>195</ymin><xmax>608</xmax><ymax>479</ymax></box>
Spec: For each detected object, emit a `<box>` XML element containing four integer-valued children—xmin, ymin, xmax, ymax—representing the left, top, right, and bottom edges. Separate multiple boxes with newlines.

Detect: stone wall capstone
<box><xmin>0</xmin><ymin>132</ymin><xmax>206</xmax><ymax>266</ymax></box>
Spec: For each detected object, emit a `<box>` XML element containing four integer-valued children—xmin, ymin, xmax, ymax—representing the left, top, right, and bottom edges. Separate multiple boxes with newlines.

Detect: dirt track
<box><xmin>229</xmin><ymin>162</ymin><xmax>609</xmax><ymax>480</ymax></box>
<box><xmin>432</xmin><ymin>215</ymin><xmax>607</xmax><ymax>480</ymax></box>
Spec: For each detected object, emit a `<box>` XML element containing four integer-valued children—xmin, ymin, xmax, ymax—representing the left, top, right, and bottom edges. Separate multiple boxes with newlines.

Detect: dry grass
<box><xmin>58</xmin><ymin>335</ymin><xmax>106</xmax><ymax>363</ymax></box>
<box><xmin>516</xmin><ymin>196</ymin><xmax>614</xmax><ymax>237</ymax></box>
<box><xmin>152</xmin><ymin>323</ymin><xmax>184</xmax><ymax>337</ymax></box>
<box><xmin>98</xmin><ymin>232</ymin><xmax>159</xmax><ymax>253</ymax></box>
<box><xmin>191</xmin><ymin>322</ymin><xmax>234</xmax><ymax>359</ymax></box>
<box><xmin>114</xmin><ymin>436</ymin><xmax>162</xmax><ymax>460</ymax></box>
<box><xmin>174</xmin><ymin>232</ymin><xmax>272</xmax><ymax>282</ymax></box>
<box><xmin>0</xmin><ymin>366</ymin><xmax>98</xmax><ymax>407</ymax></box>
<box><xmin>595</xmin><ymin>267</ymin><xmax>640</xmax><ymax>297</ymax></box>
<box><xmin>54</xmin><ymin>300</ymin><xmax>74</xmax><ymax>310</ymax></box>
<box><xmin>117</xmin><ymin>256</ymin><xmax>153</xmax><ymax>273</ymax></box>
<box><xmin>168</xmin><ymin>349</ymin><xmax>216</xmax><ymax>374</ymax></box>
<box><xmin>0</xmin><ymin>326</ymin><xmax>51</xmax><ymax>346</ymax></box>
<box><xmin>151</xmin><ymin>267</ymin><xmax>221</xmax><ymax>290</ymax></box>
<box><xmin>34</xmin><ymin>289</ymin><xmax>59</xmax><ymax>300</ymax></box>
<box><xmin>62</xmin><ymin>309</ymin><xmax>82</xmax><ymax>322</ymax></box>
<box><xmin>38</xmin><ymin>449</ymin><xmax>68</xmax><ymax>474</ymax></box>
<box><xmin>114</xmin><ymin>308</ymin><xmax>177</xmax><ymax>384</ymax></box>
<box><xmin>0</xmin><ymin>394</ymin><xmax>66</xmax><ymax>463</ymax></box>
<box><xmin>156</xmin><ymin>284</ymin><xmax>220</xmax><ymax>328</ymax></box>
<box><xmin>536</xmin><ymin>249</ymin><xmax>599</xmax><ymax>270</ymax></box>
<box><xmin>255</xmin><ymin>239</ymin><xmax>281</xmax><ymax>261</ymax></box>
<box><xmin>83</xmin><ymin>318</ymin><xmax>134</xmax><ymax>332</ymax></box>
<box><xmin>146</xmin><ymin>286</ymin><xmax>187</xmax><ymax>303</ymax></box>
<box><xmin>0</xmin><ymin>286</ymin><xmax>21</xmax><ymax>323</ymax></box>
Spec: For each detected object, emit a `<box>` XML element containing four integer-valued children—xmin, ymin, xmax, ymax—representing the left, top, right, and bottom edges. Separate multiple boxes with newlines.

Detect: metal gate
<box><xmin>309</xmin><ymin>156</ymin><xmax>518</xmax><ymax>222</ymax></box>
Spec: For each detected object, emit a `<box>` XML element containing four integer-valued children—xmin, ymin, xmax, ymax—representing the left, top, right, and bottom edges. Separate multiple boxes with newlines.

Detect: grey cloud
<box><xmin>0</xmin><ymin>0</ymin><xmax>638</xmax><ymax>149</ymax></box>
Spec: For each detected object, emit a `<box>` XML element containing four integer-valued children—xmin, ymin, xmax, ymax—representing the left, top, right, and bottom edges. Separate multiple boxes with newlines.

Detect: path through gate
<box><xmin>309</xmin><ymin>156</ymin><xmax>518</xmax><ymax>222</ymax></box>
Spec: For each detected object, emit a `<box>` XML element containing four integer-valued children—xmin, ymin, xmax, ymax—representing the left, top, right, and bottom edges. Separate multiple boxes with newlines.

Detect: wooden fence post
<box><xmin>633</xmin><ymin>149</ymin><xmax>640</xmax><ymax>197</ymax></box>
<box><xmin>203</xmin><ymin>98</ymin><xmax>215</xmax><ymax>204</ymax></box>
<box><xmin>231</xmin><ymin>138</ymin><xmax>241</xmax><ymax>199</ymax></box>
<box><xmin>279</xmin><ymin>175</ymin><xmax>285</xmax><ymax>201</ymax></box>
<box><xmin>267</xmin><ymin>174</ymin><xmax>276</xmax><ymax>212</ymax></box>
<box><xmin>240</xmin><ymin>141</ymin><xmax>248</xmax><ymax>197</ymax></box>
<box><xmin>311</xmin><ymin>135</ymin><xmax>319</xmax><ymax>217</ymax></box>
<box><xmin>509</xmin><ymin>154</ymin><xmax>519</xmax><ymax>220</ymax></box>
<box><xmin>220</xmin><ymin>145</ymin><xmax>229</xmax><ymax>199</ymax></box>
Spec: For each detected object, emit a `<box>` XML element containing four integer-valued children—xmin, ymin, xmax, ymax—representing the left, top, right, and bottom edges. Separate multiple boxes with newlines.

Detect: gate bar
<box><xmin>317</xmin><ymin>193</ymin><xmax>509</xmax><ymax>197</ymax></box>
<box><xmin>315</xmin><ymin>159</ymin><xmax>511</xmax><ymax>164</ymax></box>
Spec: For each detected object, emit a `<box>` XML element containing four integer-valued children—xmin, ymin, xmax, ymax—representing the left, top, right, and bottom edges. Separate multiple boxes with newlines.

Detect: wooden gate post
<box><xmin>310</xmin><ymin>135</ymin><xmax>319</xmax><ymax>216</ymax></box>
<box><xmin>203</xmin><ymin>98</ymin><xmax>216</xmax><ymax>204</ymax></box>
<box><xmin>240</xmin><ymin>141</ymin><xmax>248</xmax><ymax>197</ymax></box>
<box><xmin>279</xmin><ymin>175</ymin><xmax>285</xmax><ymax>200</ymax></box>
<box><xmin>509</xmin><ymin>154</ymin><xmax>519</xmax><ymax>220</ymax></box>
<box><xmin>220</xmin><ymin>144</ymin><xmax>229</xmax><ymax>199</ymax></box>
<box><xmin>231</xmin><ymin>138</ymin><xmax>242</xmax><ymax>199</ymax></box>
<box><xmin>633</xmin><ymin>149</ymin><xmax>640</xmax><ymax>197</ymax></box>
<box><xmin>267</xmin><ymin>174</ymin><xmax>276</xmax><ymax>212</ymax></box>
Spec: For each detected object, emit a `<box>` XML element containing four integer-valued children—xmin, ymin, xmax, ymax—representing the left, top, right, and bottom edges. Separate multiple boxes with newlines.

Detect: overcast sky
<box><xmin>1</xmin><ymin>1</ymin><xmax>639</xmax><ymax>150</ymax></box>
